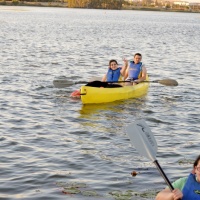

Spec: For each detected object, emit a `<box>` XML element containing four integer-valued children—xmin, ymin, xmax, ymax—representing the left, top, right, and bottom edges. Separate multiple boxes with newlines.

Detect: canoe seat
<box><xmin>106</xmin><ymin>84</ymin><xmax>122</xmax><ymax>88</ymax></box>
<box><xmin>86</xmin><ymin>81</ymin><xmax>122</xmax><ymax>88</ymax></box>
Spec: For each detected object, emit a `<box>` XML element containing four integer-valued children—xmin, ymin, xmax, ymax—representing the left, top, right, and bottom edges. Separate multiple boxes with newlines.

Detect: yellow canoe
<box><xmin>80</xmin><ymin>77</ymin><xmax>149</xmax><ymax>104</ymax></box>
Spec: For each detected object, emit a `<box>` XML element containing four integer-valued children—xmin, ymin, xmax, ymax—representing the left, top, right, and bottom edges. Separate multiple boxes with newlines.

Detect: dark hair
<box><xmin>134</xmin><ymin>53</ymin><xmax>142</xmax><ymax>57</ymax></box>
<box><xmin>109</xmin><ymin>59</ymin><xmax>118</xmax><ymax>66</ymax></box>
<box><xmin>193</xmin><ymin>155</ymin><xmax>200</xmax><ymax>167</ymax></box>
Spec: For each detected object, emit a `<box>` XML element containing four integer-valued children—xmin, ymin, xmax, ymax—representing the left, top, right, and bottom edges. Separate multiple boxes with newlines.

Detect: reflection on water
<box><xmin>79</xmin><ymin>96</ymin><xmax>148</xmax><ymax>116</ymax></box>
<box><xmin>78</xmin><ymin>97</ymin><xmax>149</xmax><ymax>133</ymax></box>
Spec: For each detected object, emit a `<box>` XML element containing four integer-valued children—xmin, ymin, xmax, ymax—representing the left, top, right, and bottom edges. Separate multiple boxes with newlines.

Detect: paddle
<box><xmin>126</xmin><ymin>119</ymin><xmax>174</xmax><ymax>191</ymax></box>
<box><xmin>144</xmin><ymin>79</ymin><xmax>178</xmax><ymax>86</ymax></box>
<box><xmin>53</xmin><ymin>79</ymin><xmax>178</xmax><ymax>88</ymax></box>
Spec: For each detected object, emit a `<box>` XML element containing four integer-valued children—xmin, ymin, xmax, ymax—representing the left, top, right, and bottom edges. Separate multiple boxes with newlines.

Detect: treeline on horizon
<box><xmin>67</xmin><ymin>0</ymin><xmax>124</xmax><ymax>9</ymax></box>
<box><xmin>2</xmin><ymin>0</ymin><xmax>200</xmax><ymax>11</ymax></box>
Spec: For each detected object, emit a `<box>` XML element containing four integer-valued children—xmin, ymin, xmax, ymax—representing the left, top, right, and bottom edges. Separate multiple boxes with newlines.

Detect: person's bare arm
<box><xmin>101</xmin><ymin>74</ymin><xmax>107</xmax><ymax>82</ymax></box>
<box><xmin>120</xmin><ymin>59</ymin><xmax>128</xmax><ymax>77</ymax></box>
<box><xmin>156</xmin><ymin>188</ymin><xmax>183</xmax><ymax>200</ymax></box>
<box><xmin>124</xmin><ymin>66</ymin><xmax>129</xmax><ymax>80</ymax></box>
<box><xmin>134</xmin><ymin>66</ymin><xmax>147</xmax><ymax>83</ymax></box>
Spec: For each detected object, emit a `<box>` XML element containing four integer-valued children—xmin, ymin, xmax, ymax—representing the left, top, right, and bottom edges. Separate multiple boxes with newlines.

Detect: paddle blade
<box><xmin>126</xmin><ymin>119</ymin><xmax>157</xmax><ymax>161</ymax></box>
<box><xmin>157</xmin><ymin>79</ymin><xmax>178</xmax><ymax>86</ymax></box>
<box><xmin>53</xmin><ymin>80</ymin><xmax>74</xmax><ymax>88</ymax></box>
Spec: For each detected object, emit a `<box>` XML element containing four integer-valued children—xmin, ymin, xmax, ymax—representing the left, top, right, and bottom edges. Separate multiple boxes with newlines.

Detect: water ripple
<box><xmin>0</xmin><ymin>6</ymin><xmax>200</xmax><ymax>200</ymax></box>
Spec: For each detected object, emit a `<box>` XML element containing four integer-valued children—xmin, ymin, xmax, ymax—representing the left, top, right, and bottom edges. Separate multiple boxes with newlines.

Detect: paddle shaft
<box><xmin>154</xmin><ymin>160</ymin><xmax>181</xmax><ymax>200</ymax></box>
<box><xmin>154</xmin><ymin>160</ymin><xmax>174</xmax><ymax>191</ymax></box>
<box><xmin>54</xmin><ymin>80</ymin><xmax>160</xmax><ymax>84</ymax></box>
<box><xmin>53</xmin><ymin>78</ymin><xmax>178</xmax><ymax>88</ymax></box>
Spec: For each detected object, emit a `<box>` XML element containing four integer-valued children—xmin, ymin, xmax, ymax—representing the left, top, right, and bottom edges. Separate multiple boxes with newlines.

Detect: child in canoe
<box><xmin>70</xmin><ymin>59</ymin><xmax>128</xmax><ymax>98</ymax></box>
<box><xmin>102</xmin><ymin>59</ymin><xmax>128</xmax><ymax>82</ymax></box>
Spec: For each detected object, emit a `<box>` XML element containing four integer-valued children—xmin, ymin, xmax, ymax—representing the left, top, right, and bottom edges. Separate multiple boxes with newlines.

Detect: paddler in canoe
<box><xmin>156</xmin><ymin>155</ymin><xmax>200</xmax><ymax>200</ymax></box>
<box><xmin>102</xmin><ymin>53</ymin><xmax>148</xmax><ymax>86</ymax></box>
<box><xmin>70</xmin><ymin>53</ymin><xmax>148</xmax><ymax>98</ymax></box>
<box><xmin>70</xmin><ymin>58</ymin><xmax>128</xmax><ymax>97</ymax></box>
<box><xmin>101</xmin><ymin>59</ymin><xmax>128</xmax><ymax>83</ymax></box>
<box><xmin>124</xmin><ymin>53</ymin><xmax>147</xmax><ymax>85</ymax></box>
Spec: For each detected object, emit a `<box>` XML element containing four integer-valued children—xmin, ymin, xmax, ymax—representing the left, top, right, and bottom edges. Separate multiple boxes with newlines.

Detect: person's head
<box><xmin>133</xmin><ymin>53</ymin><xmax>142</xmax><ymax>64</ymax></box>
<box><xmin>109</xmin><ymin>59</ymin><xmax>118</xmax><ymax>70</ymax></box>
<box><xmin>194</xmin><ymin>155</ymin><xmax>200</xmax><ymax>182</ymax></box>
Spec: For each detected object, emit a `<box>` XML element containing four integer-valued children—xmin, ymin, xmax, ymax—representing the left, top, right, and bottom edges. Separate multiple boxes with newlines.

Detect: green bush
<box><xmin>12</xmin><ymin>0</ymin><xmax>19</xmax><ymax>4</ymax></box>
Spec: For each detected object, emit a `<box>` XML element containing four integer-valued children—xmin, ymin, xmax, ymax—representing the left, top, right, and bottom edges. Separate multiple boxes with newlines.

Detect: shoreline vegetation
<box><xmin>0</xmin><ymin>0</ymin><xmax>200</xmax><ymax>13</ymax></box>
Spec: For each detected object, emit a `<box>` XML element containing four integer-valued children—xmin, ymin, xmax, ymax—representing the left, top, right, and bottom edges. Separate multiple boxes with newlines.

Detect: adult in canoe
<box><xmin>102</xmin><ymin>59</ymin><xmax>128</xmax><ymax>82</ymax></box>
<box><xmin>156</xmin><ymin>155</ymin><xmax>200</xmax><ymax>200</ymax></box>
<box><xmin>124</xmin><ymin>53</ymin><xmax>147</xmax><ymax>85</ymax></box>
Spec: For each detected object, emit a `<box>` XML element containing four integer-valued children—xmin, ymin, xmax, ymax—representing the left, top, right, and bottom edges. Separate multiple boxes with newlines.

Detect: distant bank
<box><xmin>0</xmin><ymin>1</ymin><xmax>199</xmax><ymax>13</ymax></box>
<box><xmin>0</xmin><ymin>1</ymin><xmax>67</xmax><ymax>7</ymax></box>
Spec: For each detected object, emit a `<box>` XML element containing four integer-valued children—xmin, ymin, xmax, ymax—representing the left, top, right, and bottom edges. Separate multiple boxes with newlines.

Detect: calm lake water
<box><xmin>0</xmin><ymin>6</ymin><xmax>200</xmax><ymax>200</ymax></box>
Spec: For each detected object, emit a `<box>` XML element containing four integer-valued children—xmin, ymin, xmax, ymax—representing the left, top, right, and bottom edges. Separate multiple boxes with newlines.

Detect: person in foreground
<box><xmin>156</xmin><ymin>155</ymin><xmax>200</xmax><ymax>200</ymax></box>
<box><xmin>102</xmin><ymin>59</ymin><xmax>128</xmax><ymax>82</ymax></box>
<box><xmin>124</xmin><ymin>53</ymin><xmax>147</xmax><ymax>85</ymax></box>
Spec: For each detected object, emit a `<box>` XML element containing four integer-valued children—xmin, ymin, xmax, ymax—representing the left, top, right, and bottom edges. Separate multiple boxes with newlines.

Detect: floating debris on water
<box><xmin>178</xmin><ymin>158</ymin><xmax>194</xmax><ymax>165</ymax></box>
<box><xmin>81</xmin><ymin>190</ymin><xmax>99</xmax><ymax>196</ymax></box>
<box><xmin>62</xmin><ymin>187</ymin><xmax>80</xmax><ymax>194</ymax></box>
<box><xmin>109</xmin><ymin>190</ymin><xmax>121</xmax><ymax>197</ymax></box>
<box><xmin>131</xmin><ymin>171</ymin><xmax>139</xmax><ymax>177</ymax></box>
<box><xmin>108</xmin><ymin>190</ymin><xmax>133</xmax><ymax>200</ymax></box>
<box><xmin>56</xmin><ymin>181</ymin><xmax>87</xmax><ymax>188</ymax></box>
<box><xmin>56</xmin><ymin>181</ymin><xmax>100</xmax><ymax>197</ymax></box>
<box><xmin>56</xmin><ymin>181</ymin><xmax>158</xmax><ymax>199</ymax></box>
<box><xmin>140</xmin><ymin>190</ymin><xmax>159</xmax><ymax>198</ymax></box>
<box><xmin>108</xmin><ymin>189</ymin><xmax>158</xmax><ymax>200</ymax></box>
